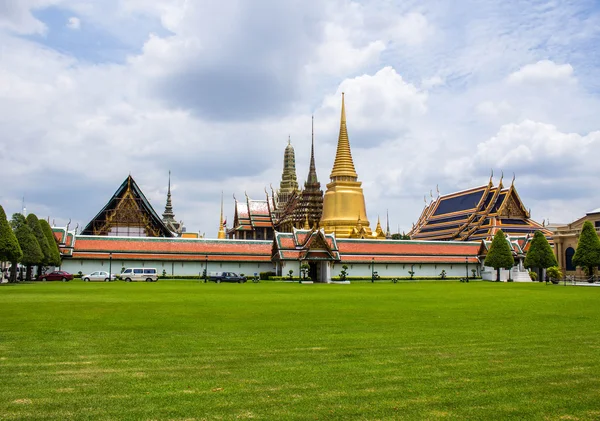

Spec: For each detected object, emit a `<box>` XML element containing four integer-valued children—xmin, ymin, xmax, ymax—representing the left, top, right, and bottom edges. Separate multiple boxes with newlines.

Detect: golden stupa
<box><xmin>320</xmin><ymin>93</ymin><xmax>373</xmax><ymax>238</ymax></box>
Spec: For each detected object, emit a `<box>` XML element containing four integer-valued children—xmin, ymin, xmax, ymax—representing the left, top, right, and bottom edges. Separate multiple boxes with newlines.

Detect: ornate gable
<box><xmin>81</xmin><ymin>175</ymin><xmax>174</xmax><ymax>237</ymax></box>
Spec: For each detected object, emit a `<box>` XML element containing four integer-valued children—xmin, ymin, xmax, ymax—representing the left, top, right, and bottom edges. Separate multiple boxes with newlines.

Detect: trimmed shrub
<box><xmin>259</xmin><ymin>271</ymin><xmax>276</xmax><ymax>280</ymax></box>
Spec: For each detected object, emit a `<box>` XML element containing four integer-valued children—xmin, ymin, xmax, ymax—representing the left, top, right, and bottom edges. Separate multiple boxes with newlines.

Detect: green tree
<box><xmin>39</xmin><ymin>219</ymin><xmax>61</xmax><ymax>268</ymax></box>
<box><xmin>572</xmin><ymin>221</ymin><xmax>600</xmax><ymax>280</ymax></box>
<box><xmin>12</xmin><ymin>213</ymin><xmax>43</xmax><ymax>281</ymax></box>
<box><xmin>26</xmin><ymin>214</ymin><xmax>51</xmax><ymax>278</ymax></box>
<box><xmin>391</xmin><ymin>232</ymin><xmax>411</xmax><ymax>240</ymax></box>
<box><xmin>524</xmin><ymin>231</ymin><xmax>557</xmax><ymax>282</ymax></box>
<box><xmin>0</xmin><ymin>205</ymin><xmax>23</xmax><ymax>283</ymax></box>
<box><xmin>484</xmin><ymin>230</ymin><xmax>515</xmax><ymax>282</ymax></box>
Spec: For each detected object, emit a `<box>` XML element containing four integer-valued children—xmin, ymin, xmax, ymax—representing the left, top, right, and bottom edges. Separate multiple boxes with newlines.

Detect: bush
<box><xmin>546</xmin><ymin>266</ymin><xmax>563</xmax><ymax>284</ymax></box>
<box><xmin>269</xmin><ymin>276</ymin><xmax>302</xmax><ymax>281</ymax></box>
<box><xmin>529</xmin><ymin>271</ymin><xmax>538</xmax><ymax>282</ymax></box>
<box><xmin>259</xmin><ymin>271</ymin><xmax>276</xmax><ymax>280</ymax></box>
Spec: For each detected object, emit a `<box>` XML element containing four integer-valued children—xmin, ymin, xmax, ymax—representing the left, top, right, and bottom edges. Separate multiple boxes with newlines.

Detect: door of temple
<box><xmin>309</xmin><ymin>262</ymin><xmax>319</xmax><ymax>282</ymax></box>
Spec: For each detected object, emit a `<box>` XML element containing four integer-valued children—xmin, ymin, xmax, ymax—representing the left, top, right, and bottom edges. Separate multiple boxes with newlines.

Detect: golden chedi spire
<box><xmin>217</xmin><ymin>191</ymin><xmax>226</xmax><ymax>239</ymax></box>
<box><xmin>320</xmin><ymin>93</ymin><xmax>372</xmax><ymax>239</ymax></box>
<box><xmin>330</xmin><ymin>93</ymin><xmax>358</xmax><ymax>181</ymax></box>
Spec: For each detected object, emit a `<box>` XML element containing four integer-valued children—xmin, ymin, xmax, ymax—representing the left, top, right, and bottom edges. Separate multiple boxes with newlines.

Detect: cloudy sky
<box><xmin>1</xmin><ymin>0</ymin><xmax>599</xmax><ymax>236</ymax></box>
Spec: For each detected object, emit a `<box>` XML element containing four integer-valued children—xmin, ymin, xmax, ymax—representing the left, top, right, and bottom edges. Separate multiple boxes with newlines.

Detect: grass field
<box><xmin>1</xmin><ymin>281</ymin><xmax>600</xmax><ymax>420</ymax></box>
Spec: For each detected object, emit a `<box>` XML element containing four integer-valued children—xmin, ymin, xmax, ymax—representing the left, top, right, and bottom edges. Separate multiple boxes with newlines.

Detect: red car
<box><xmin>39</xmin><ymin>271</ymin><xmax>73</xmax><ymax>282</ymax></box>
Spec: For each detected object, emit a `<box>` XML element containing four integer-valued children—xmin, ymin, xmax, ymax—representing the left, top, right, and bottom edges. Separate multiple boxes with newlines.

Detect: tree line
<box><xmin>0</xmin><ymin>205</ymin><xmax>62</xmax><ymax>283</ymax></box>
<box><xmin>484</xmin><ymin>221</ymin><xmax>600</xmax><ymax>282</ymax></box>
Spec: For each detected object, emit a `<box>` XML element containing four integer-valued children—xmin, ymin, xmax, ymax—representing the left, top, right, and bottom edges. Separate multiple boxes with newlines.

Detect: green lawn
<box><xmin>1</xmin><ymin>281</ymin><xmax>599</xmax><ymax>420</ymax></box>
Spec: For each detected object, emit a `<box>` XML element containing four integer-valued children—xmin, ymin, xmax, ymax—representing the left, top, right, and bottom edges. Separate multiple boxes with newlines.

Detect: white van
<box><xmin>121</xmin><ymin>268</ymin><xmax>158</xmax><ymax>282</ymax></box>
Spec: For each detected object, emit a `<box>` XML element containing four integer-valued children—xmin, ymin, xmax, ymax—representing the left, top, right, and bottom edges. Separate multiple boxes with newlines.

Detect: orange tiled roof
<box><xmin>72</xmin><ymin>236</ymin><xmax>271</xmax><ymax>261</ymax></box>
<box><xmin>336</xmin><ymin>239</ymin><xmax>479</xmax><ymax>256</ymax></box>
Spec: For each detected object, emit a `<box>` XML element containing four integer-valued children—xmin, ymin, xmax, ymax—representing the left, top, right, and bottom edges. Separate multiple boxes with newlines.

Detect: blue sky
<box><xmin>1</xmin><ymin>0</ymin><xmax>600</xmax><ymax>235</ymax></box>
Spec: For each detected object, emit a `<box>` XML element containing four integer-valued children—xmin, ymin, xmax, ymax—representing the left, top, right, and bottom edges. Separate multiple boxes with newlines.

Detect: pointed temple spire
<box><xmin>279</xmin><ymin>137</ymin><xmax>299</xmax><ymax>198</ymax></box>
<box><xmin>162</xmin><ymin>171</ymin><xmax>182</xmax><ymax>235</ymax></box>
<box><xmin>330</xmin><ymin>93</ymin><xmax>358</xmax><ymax>181</ymax></box>
<box><xmin>218</xmin><ymin>191</ymin><xmax>226</xmax><ymax>239</ymax></box>
<box><xmin>386</xmin><ymin>210</ymin><xmax>391</xmax><ymax>239</ymax></box>
<box><xmin>163</xmin><ymin>171</ymin><xmax>174</xmax><ymax>220</ymax></box>
<box><xmin>306</xmin><ymin>115</ymin><xmax>319</xmax><ymax>186</ymax></box>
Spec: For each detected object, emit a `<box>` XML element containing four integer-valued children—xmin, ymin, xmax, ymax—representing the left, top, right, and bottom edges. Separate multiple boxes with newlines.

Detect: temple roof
<box><xmin>81</xmin><ymin>175</ymin><xmax>174</xmax><ymax>237</ymax></box>
<box><xmin>231</xmin><ymin>196</ymin><xmax>275</xmax><ymax>232</ymax></box>
<box><xmin>71</xmin><ymin>236</ymin><xmax>272</xmax><ymax>262</ymax></box>
<box><xmin>336</xmin><ymin>239</ymin><xmax>480</xmax><ymax>263</ymax></box>
<box><xmin>60</xmin><ymin>232</ymin><xmax>481</xmax><ymax>265</ymax></box>
<box><xmin>410</xmin><ymin>178</ymin><xmax>552</xmax><ymax>242</ymax></box>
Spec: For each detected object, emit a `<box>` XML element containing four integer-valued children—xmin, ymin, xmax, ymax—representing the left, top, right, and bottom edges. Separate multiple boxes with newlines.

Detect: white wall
<box><xmin>331</xmin><ymin>262</ymin><xmax>475</xmax><ymax>278</ymax></box>
<box><xmin>62</xmin><ymin>259</ymin><xmax>276</xmax><ymax>277</ymax></box>
<box><xmin>62</xmin><ymin>259</ymin><xmax>478</xmax><ymax>280</ymax></box>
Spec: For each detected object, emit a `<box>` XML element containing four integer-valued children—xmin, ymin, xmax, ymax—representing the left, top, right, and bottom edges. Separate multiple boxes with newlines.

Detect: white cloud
<box><xmin>507</xmin><ymin>60</ymin><xmax>575</xmax><ymax>85</ymax></box>
<box><xmin>306</xmin><ymin>21</ymin><xmax>386</xmax><ymax>76</ymax></box>
<box><xmin>475</xmin><ymin>100</ymin><xmax>512</xmax><ymax>119</ymax></box>
<box><xmin>317</xmin><ymin>66</ymin><xmax>427</xmax><ymax>145</ymax></box>
<box><xmin>0</xmin><ymin>0</ymin><xmax>56</xmax><ymax>34</ymax></box>
<box><xmin>421</xmin><ymin>75</ymin><xmax>444</xmax><ymax>90</ymax></box>
<box><xmin>386</xmin><ymin>12</ymin><xmax>433</xmax><ymax>46</ymax></box>
<box><xmin>66</xmin><ymin>16</ymin><xmax>80</xmax><ymax>29</ymax></box>
<box><xmin>475</xmin><ymin>120</ymin><xmax>600</xmax><ymax>169</ymax></box>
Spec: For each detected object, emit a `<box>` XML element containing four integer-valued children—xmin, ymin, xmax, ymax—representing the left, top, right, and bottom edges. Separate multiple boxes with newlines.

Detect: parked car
<box><xmin>39</xmin><ymin>271</ymin><xmax>73</xmax><ymax>282</ymax></box>
<box><xmin>82</xmin><ymin>271</ymin><xmax>117</xmax><ymax>282</ymax></box>
<box><xmin>208</xmin><ymin>272</ymin><xmax>247</xmax><ymax>283</ymax></box>
<box><xmin>120</xmin><ymin>268</ymin><xmax>158</xmax><ymax>282</ymax></box>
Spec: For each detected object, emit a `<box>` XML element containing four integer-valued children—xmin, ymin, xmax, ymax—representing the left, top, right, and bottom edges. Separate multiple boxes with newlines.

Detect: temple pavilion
<box><xmin>409</xmin><ymin>175</ymin><xmax>552</xmax><ymax>242</ymax></box>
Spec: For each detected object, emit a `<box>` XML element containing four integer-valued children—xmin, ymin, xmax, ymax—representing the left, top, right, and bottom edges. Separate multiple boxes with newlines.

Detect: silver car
<box><xmin>82</xmin><ymin>271</ymin><xmax>117</xmax><ymax>282</ymax></box>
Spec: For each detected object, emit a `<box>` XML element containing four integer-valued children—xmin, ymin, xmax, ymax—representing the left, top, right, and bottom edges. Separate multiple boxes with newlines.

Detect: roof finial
<box><xmin>288</xmin><ymin>135</ymin><xmax>291</xmax><ymax>145</ymax></box>
<box><xmin>511</xmin><ymin>172</ymin><xmax>516</xmax><ymax>186</ymax></box>
<box><xmin>490</xmin><ymin>169</ymin><xmax>494</xmax><ymax>185</ymax></box>
<box><xmin>436</xmin><ymin>184</ymin><xmax>440</xmax><ymax>197</ymax></box>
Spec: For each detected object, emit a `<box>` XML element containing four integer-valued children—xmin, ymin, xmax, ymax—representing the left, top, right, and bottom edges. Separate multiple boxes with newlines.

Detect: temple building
<box><xmin>81</xmin><ymin>175</ymin><xmax>175</xmax><ymax>237</ymax></box>
<box><xmin>228</xmin><ymin>119</ymin><xmax>326</xmax><ymax>238</ymax></box>
<box><xmin>409</xmin><ymin>175</ymin><xmax>552</xmax><ymax>242</ymax></box>
<box><xmin>551</xmin><ymin>208</ymin><xmax>600</xmax><ymax>275</ymax></box>
<box><xmin>275</xmin><ymin>117</ymin><xmax>324</xmax><ymax>232</ymax></box>
<box><xmin>228</xmin><ymin>194</ymin><xmax>274</xmax><ymax>240</ymax></box>
<box><xmin>320</xmin><ymin>93</ymin><xmax>384</xmax><ymax>239</ymax></box>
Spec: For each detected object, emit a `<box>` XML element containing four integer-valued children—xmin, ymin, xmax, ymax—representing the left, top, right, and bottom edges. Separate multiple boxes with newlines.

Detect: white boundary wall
<box><xmin>62</xmin><ymin>259</ymin><xmax>277</xmax><ymax>278</ymax></box>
